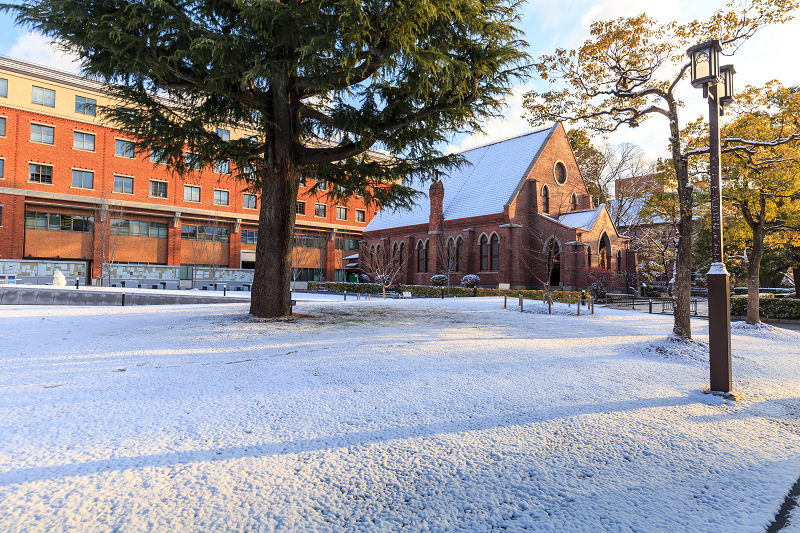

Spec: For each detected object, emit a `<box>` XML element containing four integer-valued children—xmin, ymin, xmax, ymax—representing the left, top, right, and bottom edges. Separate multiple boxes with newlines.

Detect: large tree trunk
<box><xmin>745</xmin><ymin>235</ymin><xmax>763</xmax><ymax>324</ymax></box>
<box><xmin>250</xmin><ymin>76</ymin><xmax>299</xmax><ymax>318</ymax></box>
<box><xmin>744</xmin><ymin>204</ymin><xmax>765</xmax><ymax>325</ymax></box>
<box><xmin>669</xmin><ymin>99</ymin><xmax>692</xmax><ymax>340</ymax></box>
<box><xmin>794</xmin><ymin>266</ymin><xmax>800</xmax><ymax>299</ymax></box>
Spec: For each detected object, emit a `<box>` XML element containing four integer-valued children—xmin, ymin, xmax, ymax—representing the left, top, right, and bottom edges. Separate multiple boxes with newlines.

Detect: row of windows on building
<box><xmin>180</xmin><ymin>224</ymin><xmax>230</xmax><ymax>243</ymax></box>
<box><xmin>374</xmin><ymin>234</ymin><xmax>501</xmax><ymax>274</ymax></box>
<box><xmin>20</xmin><ymin>161</ymin><xmax>258</xmax><ymax>208</ymax></box>
<box><xmin>24</xmin><ymin>210</ymin><xmax>171</xmax><ymax>239</ymax></box>
<box><xmin>0</xmin><ymin>77</ymin><xmax>96</xmax><ymax>115</ymax></box>
<box><xmin>295</xmin><ymin>200</ymin><xmax>365</xmax><ymax>222</ymax></box>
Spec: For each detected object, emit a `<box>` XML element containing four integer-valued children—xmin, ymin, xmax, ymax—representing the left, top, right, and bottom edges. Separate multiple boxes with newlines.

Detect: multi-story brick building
<box><xmin>0</xmin><ymin>56</ymin><xmax>376</xmax><ymax>285</ymax></box>
<box><xmin>363</xmin><ymin>123</ymin><xmax>637</xmax><ymax>290</ymax></box>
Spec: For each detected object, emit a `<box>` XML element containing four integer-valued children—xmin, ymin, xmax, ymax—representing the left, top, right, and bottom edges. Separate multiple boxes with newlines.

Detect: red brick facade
<box><xmin>363</xmin><ymin>124</ymin><xmax>637</xmax><ymax>290</ymax></box>
<box><xmin>0</xmin><ymin>57</ymin><xmax>374</xmax><ymax>283</ymax></box>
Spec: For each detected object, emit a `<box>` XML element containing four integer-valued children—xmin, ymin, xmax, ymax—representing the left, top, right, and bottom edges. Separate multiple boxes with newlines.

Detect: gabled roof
<box><xmin>366</xmin><ymin>124</ymin><xmax>558</xmax><ymax>232</ymax></box>
<box><xmin>556</xmin><ymin>205</ymin><xmax>605</xmax><ymax>231</ymax></box>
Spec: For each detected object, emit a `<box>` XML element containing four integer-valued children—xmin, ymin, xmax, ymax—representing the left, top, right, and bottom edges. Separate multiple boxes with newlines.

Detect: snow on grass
<box><xmin>1</xmin><ymin>296</ymin><xmax>799</xmax><ymax>531</ymax></box>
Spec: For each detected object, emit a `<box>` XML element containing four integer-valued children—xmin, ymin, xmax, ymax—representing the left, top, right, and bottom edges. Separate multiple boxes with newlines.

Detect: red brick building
<box><xmin>363</xmin><ymin>124</ymin><xmax>637</xmax><ymax>290</ymax></box>
<box><xmin>0</xmin><ymin>56</ymin><xmax>375</xmax><ymax>284</ymax></box>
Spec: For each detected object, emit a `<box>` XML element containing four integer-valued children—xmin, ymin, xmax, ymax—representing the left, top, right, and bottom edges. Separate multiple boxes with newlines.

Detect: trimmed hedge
<box><xmin>730</xmin><ymin>296</ymin><xmax>800</xmax><ymax>319</ymax></box>
<box><xmin>307</xmin><ymin>281</ymin><xmax>582</xmax><ymax>303</ymax></box>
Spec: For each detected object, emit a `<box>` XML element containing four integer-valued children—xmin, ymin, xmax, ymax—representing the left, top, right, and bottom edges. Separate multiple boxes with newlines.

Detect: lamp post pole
<box><xmin>706</xmin><ymin>81</ymin><xmax>733</xmax><ymax>393</ymax></box>
<box><xmin>687</xmin><ymin>40</ymin><xmax>735</xmax><ymax>395</ymax></box>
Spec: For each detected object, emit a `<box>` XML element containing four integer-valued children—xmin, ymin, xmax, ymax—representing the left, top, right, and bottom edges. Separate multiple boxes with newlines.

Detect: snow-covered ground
<box><xmin>1</xmin><ymin>295</ymin><xmax>799</xmax><ymax>532</ymax></box>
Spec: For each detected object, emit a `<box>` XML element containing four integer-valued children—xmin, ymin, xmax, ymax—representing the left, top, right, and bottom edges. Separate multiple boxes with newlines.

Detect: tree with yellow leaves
<box><xmin>523</xmin><ymin>0</ymin><xmax>797</xmax><ymax>340</ymax></box>
<box><xmin>717</xmin><ymin>82</ymin><xmax>800</xmax><ymax>324</ymax></box>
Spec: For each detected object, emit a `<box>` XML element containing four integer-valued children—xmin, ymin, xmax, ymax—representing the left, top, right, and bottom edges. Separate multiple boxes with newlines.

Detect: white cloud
<box><xmin>7</xmin><ymin>32</ymin><xmax>82</xmax><ymax>73</ymax></box>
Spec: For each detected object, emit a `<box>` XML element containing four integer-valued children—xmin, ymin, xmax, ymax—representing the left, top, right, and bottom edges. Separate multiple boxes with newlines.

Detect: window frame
<box><xmin>0</xmin><ymin>158</ymin><xmax>4</xmax><ymax>179</ymax></box>
<box><xmin>296</xmin><ymin>201</ymin><xmax>306</xmax><ymax>216</ymax></box>
<box><xmin>73</xmin><ymin>131</ymin><xmax>95</xmax><ymax>151</ymax></box>
<box><xmin>115</xmin><ymin>138</ymin><xmax>135</xmax><ymax>158</ymax></box>
<box><xmin>74</xmin><ymin>95</ymin><xmax>97</xmax><ymax>116</ymax></box>
<box><xmin>336</xmin><ymin>206</ymin><xmax>347</xmax><ymax>220</ymax></box>
<box><xmin>314</xmin><ymin>203</ymin><xmax>326</xmax><ymax>218</ymax></box>
<box><xmin>243</xmin><ymin>194</ymin><xmax>257</xmax><ymax>210</ymax></box>
<box><xmin>184</xmin><ymin>185</ymin><xmax>201</xmax><ymax>203</ymax></box>
<box><xmin>213</xmin><ymin>189</ymin><xmax>230</xmax><ymax>206</ymax></box>
<box><xmin>32</xmin><ymin>86</ymin><xmax>55</xmax><ymax>107</ymax></box>
<box><xmin>216</xmin><ymin>128</ymin><xmax>230</xmax><ymax>141</ymax></box>
<box><xmin>149</xmin><ymin>180</ymin><xmax>168</xmax><ymax>199</ymax></box>
<box><xmin>30</xmin><ymin>123</ymin><xmax>55</xmax><ymax>145</ymax></box>
<box><xmin>185</xmin><ymin>151</ymin><xmax>201</xmax><ymax>170</ymax></box>
<box><xmin>71</xmin><ymin>169</ymin><xmax>94</xmax><ymax>189</ymax></box>
<box><xmin>28</xmin><ymin>163</ymin><xmax>54</xmax><ymax>185</ymax></box>
<box><xmin>113</xmin><ymin>175</ymin><xmax>134</xmax><ymax>194</ymax></box>
<box><xmin>0</xmin><ymin>78</ymin><xmax>7</xmax><ymax>98</ymax></box>
<box><xmin>0</xmin><ymin>116</ymin><xmax>6</xmax><ymax>137</ymax></box>
<box><xmin>554</xmin><ymin>160</ymin><xmax>568</xmax><ymax>185</ymax></box>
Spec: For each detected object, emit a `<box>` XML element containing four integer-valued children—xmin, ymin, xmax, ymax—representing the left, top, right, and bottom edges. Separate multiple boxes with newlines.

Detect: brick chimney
<box><xmin>429</xmin><ymin>180</ymin><xmax>444</xmax><ymax>229</ymax></box>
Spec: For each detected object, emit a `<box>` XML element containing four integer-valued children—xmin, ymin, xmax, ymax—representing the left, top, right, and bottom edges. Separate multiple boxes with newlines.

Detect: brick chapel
<box><xmin>362</xmin><ymin>123</ymin><xmax>637</xmax><ymax>290</ymax></box>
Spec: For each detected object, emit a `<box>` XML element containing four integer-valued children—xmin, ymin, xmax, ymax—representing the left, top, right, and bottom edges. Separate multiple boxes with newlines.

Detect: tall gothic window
<box><xmin>417</xmin><ymin>240</ymin><xmax>428</xmax><ymax>273</ymax></box>
<box><xmin>455</xmin><ymin>237</ymin><xmax>463</xmax><ymax>271</ymax></box>
<box><xmin>479</xmin><ymin>235</ymin><xmax>489</xmax><ymax>271</ymax></box>
<box><xmin>490</xmin><ymin>234</ymin><xmax>499</xmax><ymax>271</ymax></box>
<box><xmin>541</xmin><ymin>185</ymin><xmax>550</xmax><ymax>213</ymax></box>
<box><xmin>569</xmin><ymin>193</ymin><xmax>578</xmax><ymax>211</ymax></box>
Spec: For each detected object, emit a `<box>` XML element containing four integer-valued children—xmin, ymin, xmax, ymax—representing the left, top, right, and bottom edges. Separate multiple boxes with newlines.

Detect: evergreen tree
<box><xmin>7</xmin><ymin>0</ymin><xmax>530</xmax><ymax>317</ymax></box>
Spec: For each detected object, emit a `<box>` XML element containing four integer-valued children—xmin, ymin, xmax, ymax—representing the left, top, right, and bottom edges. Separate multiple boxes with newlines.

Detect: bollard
<box><xmin>75</xmin><ymin>278</ymin><xmax>80</xmax><ymax>289</ymax></box>
<box><xmin>649</xmin><ymin>299</ymin><xmax>653</xmax><ymax>314</ymax></box>
<box><xmin>504</xmin><ymin>295</ymin><xmax>507</xmax><ymax>309</ymax></box>
<box><xmin>577</xmin><ymin>295</ymin><xmax>580</xmax><ymax>316</ymax></box>
<box><xmin>473</xmin><ymin>287</ymin><xmax>477</xmax><ymax>297</ymax></box>
<box><xmin>591</xmin><ymin>297</ymin><xmax>594</xmax><ymax>314</ymax></box>
<box><xmin>121</xmin><ymin>292</ymin><xmax>126</xmax><ymax>306</ymax></box>
<box><xmin>441</xmin><ymin>288</ymin><xmax>445</xmax><ymax>300</ymax></box>
<box><xmin>223</xmin><ymin>286</ymin><xmax>227</xmax><ymax>297</ymax></box>
<box><xmin>519</xmin><ymin>293</ymin><xmax>523</xmax><ymax>312</ymax></box>
<box><xmin>344</xmin><ymin>291</ymin><xmax>347</xmax><ymax>301</ymax></box>
<box><xmin>548</xmin><ymin>297</ymin><xmax>552</xmax><ymax>315</ymax></box>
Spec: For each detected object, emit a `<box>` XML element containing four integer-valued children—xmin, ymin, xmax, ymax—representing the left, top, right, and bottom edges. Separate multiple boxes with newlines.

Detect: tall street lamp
<box><xmin>687</xmin><ymin>40</ymin><xmax>736</xmax><ymax>396</ymax></box>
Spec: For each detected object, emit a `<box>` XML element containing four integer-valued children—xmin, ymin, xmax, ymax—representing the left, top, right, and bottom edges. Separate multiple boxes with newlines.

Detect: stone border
<box><xmin>0</xmin><ymin>286</ymin><xmax>249</xmax><ymax>306</ymax></box>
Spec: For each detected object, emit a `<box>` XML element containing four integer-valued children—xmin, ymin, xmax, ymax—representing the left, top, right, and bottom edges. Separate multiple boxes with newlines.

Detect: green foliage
<box><xmin>7</xmin><ymin>0</ymin><xmax>532</xmax><ymax>211</ymax></box>
<box><xmin>307</xmin><ymin>281</ymin><xmax>582</xmax><ymax>302</ymax></box>
<box><xmin>731</xmin><ymin>296</ymin><xmax>800</xmax><ymax>319</ymax></box>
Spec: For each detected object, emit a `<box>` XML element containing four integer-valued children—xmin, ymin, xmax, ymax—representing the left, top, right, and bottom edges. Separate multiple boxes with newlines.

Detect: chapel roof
<box><xmin>365</xmin><ymin>123</ymin><xmax>558</xmax><ymax>232</ymax></box>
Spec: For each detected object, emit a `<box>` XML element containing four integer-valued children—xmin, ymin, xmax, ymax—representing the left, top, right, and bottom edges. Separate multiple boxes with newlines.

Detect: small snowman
<box><xmin>53</xmin><ymin>269</ymin><xmax>67</xmax><ymax>287</ymax></box>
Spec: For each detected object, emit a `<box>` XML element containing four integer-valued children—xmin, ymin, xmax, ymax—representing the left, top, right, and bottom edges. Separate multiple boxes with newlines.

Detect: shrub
<box><xmin>430</xmin><ymin>274</ymin><xmax>449</xmax><ymax>286</ymax></box>
<box><xmin>460</xmin><ymin>274</ymin><xmax>481</xmax><ymax>288</ymax></box>
<box><xmin>731</xmin><ymin>296</ymin><xmax>800</xmax><ymax>319</ymax></box>
<box><xmin>359</xmin><ymin>274</ymin><xmax>371</xmax><ymax>283</ymax></box>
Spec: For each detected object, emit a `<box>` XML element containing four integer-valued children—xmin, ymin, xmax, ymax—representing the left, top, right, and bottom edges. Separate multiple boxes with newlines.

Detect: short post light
<box><xmin>687</xmin><ymin>40</ymin><xmax>735</xmax><ymax>396</ymax></box>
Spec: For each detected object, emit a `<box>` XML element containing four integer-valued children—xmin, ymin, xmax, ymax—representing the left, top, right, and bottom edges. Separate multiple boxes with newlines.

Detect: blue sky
<box><xmin>1</xmin><ymin>1</ymin><xmax>798</xmax><ymax>162</ymax></box>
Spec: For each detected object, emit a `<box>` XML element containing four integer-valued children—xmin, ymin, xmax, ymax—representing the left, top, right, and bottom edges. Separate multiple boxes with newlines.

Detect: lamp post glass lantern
<box><xmin>688</xmin><ymin>40</ymin><xmax>721</xmax><ymax>89</ymax></box>
<box><xmin>687</xmin><ymin>40</ymin><xmax>734</xmax><ymax>395</ymax></box>
<box><xmin>719</xmin><ymin>65</ymin><xmax>736</xmax><ymax>107</ymax></box>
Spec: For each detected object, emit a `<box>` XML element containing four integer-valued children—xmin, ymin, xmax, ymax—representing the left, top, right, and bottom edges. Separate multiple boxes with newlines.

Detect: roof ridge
<box><xmin>452</xmin><ymin>123</ymin><xmax>556</xmax><ymax>155</ymax></box>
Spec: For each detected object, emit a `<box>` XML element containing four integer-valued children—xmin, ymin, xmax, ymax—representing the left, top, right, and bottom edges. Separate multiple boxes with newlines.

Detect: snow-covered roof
<box><xmin>557</xmin><ymin>205</ymin><xmax>604</xmax><ymax>231</ymax></box>
<box><xmin>343</xmin><ymin>253</ymin><xmax>359</xmax><ymax>260</ymax></box>
<box><xmin>366</xmin><ymin>124</ymin><xmax>558</xmax><ymax>232</ymax></box>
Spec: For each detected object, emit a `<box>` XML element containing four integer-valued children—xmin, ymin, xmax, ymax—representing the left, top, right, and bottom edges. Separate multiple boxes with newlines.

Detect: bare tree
<box><xmin>433</xmin><ymin>233</ymin><xmax>463</xmax><ymax>285</ymax></box>
<box><xmin>95</xmin><ymin>198</ymin><xmax>124</xmax><ymax>286</ymax></box>
<box><xmin>360</xmin><ymin>241</ymin><xmax>411</xmax><ymax>298</ymax></box>
<box><xmin>519</xmin><ymin>186</ymin><xmax>580</xmax><ymax>299</ymax></box>
<box><xmin>186</xmin><ymin>216</ymin><xmax>226</xmax><ymax>287</ymax></box>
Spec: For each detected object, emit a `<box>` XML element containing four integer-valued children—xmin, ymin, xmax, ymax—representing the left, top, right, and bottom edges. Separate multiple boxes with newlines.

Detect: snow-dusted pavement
<box><xmin>1</xmin><ymin>295</ymin><xmax>799</xmax><ymax>532</ymax></box>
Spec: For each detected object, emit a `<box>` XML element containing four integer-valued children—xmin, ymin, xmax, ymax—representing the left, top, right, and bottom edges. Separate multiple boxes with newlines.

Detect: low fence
<box><xmin>606</xmin><ymin>294</ymin><xmax>701</xmax><ymax>316</ymax></box>
<box><xmin>307</xmin><ymin>281</ymin><xmax>582</xmax><ymax>303</ymax></box>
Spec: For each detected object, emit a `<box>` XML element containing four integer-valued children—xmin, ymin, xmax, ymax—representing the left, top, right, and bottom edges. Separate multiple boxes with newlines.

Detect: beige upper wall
<box><xmin>0</xmin><ymin>56</ymin><xmax>256</xmax><ymax>139</ymax></box>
